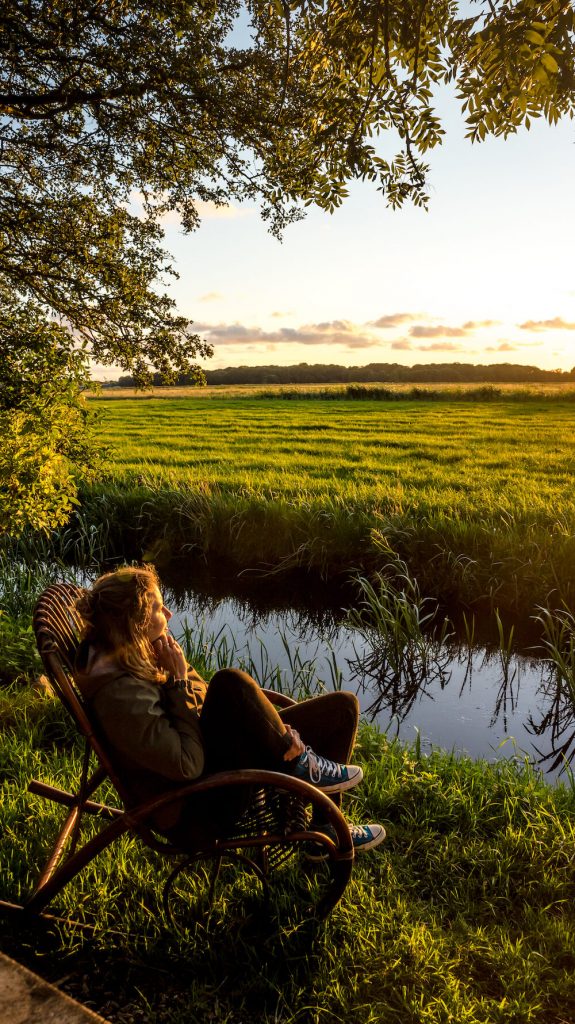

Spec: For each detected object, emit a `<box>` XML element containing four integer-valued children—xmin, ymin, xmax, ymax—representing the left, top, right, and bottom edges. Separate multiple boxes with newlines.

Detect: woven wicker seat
<box><xmin>1</xmin><ymin>584</ymin><xmax>353</xmax><ymax>928</ymax></box>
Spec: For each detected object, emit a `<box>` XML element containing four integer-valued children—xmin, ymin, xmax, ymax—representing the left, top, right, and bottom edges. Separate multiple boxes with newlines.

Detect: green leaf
<box><xmin>533</xmin><ymin>63</ymin><xmax>549</xmax><ymax>84</ymax></box>
<box><xmin>541</xmin><ymin>53</ymin><xmax>559</xmax><ymax>74</ymax></box>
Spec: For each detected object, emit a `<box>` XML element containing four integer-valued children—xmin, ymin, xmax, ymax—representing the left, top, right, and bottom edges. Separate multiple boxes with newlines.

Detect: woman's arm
<box><xmin>92</xmin><ymin>675</ymin><xmax>206</xmax><ymax>781</ymax></box>
<box><xmin>282</xmin><ymin>723</ymin><xmax>305</xmax><ymax>760</ymax></box>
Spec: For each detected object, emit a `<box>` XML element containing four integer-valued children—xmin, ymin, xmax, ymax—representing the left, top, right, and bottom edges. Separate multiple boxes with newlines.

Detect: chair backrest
<box><xmin>33</xmin><ymin>583</ymin><xmax>131</xmax><ymax>804</ymax></box>
<box><xmin>33</xmin><ymin>583</ymin><xmax>89</xmax><ymax>725</ymax></box>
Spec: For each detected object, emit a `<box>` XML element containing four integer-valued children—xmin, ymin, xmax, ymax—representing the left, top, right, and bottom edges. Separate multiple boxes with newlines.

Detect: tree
<box><xmin>1</xmin><ymin>0</ymin><xmax>574</xmax><ymax>532</ymax></box>
<box><xmin>0</xmin><ymin>294</ymin><xmax>105</xmax><ymax>533</ymax></box>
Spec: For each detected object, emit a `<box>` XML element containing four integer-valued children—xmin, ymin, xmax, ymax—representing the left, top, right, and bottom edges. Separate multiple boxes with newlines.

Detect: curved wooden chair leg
<box><xmin>264</xmin><ymin>828</ymin><xmax>354</xmax><ymax>923</ymax></box>
<box><xmin>316</xmin><ymin>856</ymin><xmax>354</xmax><ymax>921</ymax></box>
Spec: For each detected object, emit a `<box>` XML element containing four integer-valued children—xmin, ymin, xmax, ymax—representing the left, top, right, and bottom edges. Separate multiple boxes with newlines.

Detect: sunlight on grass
<box><xmin>66</xmin><ymin>396</ymin><xmax>575</xmax><ymax>620</ymax></box>
<box><xmin>2</xmin><ymin>685</ymin><xmax>575</xmax><ymax>1024</ymax></box>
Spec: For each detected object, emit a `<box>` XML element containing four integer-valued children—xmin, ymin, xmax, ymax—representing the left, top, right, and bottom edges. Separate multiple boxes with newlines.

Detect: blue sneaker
<box><xmin>305</xmin><ymin>822</ymin><xmax>386</xmax><ymax>861</ymax></box>
<box><xmin>291</xmin><ymin>746</ymin><xmax>363</xmax><ymax>794</ymax></box>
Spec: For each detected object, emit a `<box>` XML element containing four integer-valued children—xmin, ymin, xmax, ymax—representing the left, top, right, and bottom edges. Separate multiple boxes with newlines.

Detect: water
<box><xmin>165</xmin><ymin>584</ymin><xmax>571</xmax><ymax>781</ymax></box>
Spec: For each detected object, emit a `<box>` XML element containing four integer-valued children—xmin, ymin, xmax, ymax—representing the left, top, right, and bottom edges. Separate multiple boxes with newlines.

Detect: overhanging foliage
<box><xmin>1</xmin><ymin>0</ymin><xmax>573</xmax><ymax>533</ymax></box>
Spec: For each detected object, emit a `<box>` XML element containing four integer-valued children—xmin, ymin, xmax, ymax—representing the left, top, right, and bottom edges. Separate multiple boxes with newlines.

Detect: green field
<box><xmin>95</xmin><ymin>396</ymin><xmax>574</xmax><ymax>507</ymax></box>
<box><xmin>82</xmin><ymin>396</ymin><xmax>575</xmax><ymax>623</ymax></box>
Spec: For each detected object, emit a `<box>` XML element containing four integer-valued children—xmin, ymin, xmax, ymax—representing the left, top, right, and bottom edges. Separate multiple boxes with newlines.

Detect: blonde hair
<box><xmin>76</xmin><ymin>565</ymin><xmax>164</xmax><ymax>683</ymax></box>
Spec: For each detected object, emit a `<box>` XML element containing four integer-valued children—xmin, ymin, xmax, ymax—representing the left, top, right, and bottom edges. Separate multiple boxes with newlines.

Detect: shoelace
<box><xmin>303</xmin><ymin>746</ymin><xmax>343</xmax><ymax>784</ymax></box>
<box><xmin>350</xmin><ymin>824</ymin><xmax>371</xmax><ymax>841</ymax></box>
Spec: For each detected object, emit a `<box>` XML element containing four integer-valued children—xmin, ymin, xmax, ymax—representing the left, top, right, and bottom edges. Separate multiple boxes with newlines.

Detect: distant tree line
<box><xmin>107</xmin><ymin>362</ymin><xmax>575</xmax><ymax>389</ymax></box>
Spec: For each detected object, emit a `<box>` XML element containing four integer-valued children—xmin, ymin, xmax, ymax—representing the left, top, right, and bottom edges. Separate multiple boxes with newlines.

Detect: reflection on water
<box><xmin>527</xmin><ymin>671</ymin><xmax>575</xmax><ymax>773</ymax></box>
<box><xmin>165</xmin><ymin>584</ymin><xmax>573</xmax><ymax>781</ymax></box>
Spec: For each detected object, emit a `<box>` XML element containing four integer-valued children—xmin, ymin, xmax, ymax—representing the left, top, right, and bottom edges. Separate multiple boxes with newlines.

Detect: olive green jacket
<box><xmin>77</xmin><ymin>662</ymin><xmax>208</xmax><ymax>829</ymax></box>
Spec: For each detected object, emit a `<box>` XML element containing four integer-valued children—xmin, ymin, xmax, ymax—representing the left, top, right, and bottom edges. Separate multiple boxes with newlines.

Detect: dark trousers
<box><xmin>170</xmin><ymin>668</ymin><xmax>359</xmax><ymax>848</ymax></box>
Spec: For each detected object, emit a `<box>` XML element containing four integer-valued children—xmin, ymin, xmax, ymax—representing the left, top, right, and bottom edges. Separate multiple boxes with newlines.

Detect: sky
<box><xmin>120</xmin><ymin>84</ymin><xmax>575</xmax><ymax>377</ymax></box>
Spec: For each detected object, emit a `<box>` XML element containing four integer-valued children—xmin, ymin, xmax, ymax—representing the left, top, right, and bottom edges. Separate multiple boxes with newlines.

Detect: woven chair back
<box><xmin>32</xmin><ymin>583</ymin><xmax>134</xmax><ymax>807</ymax></box>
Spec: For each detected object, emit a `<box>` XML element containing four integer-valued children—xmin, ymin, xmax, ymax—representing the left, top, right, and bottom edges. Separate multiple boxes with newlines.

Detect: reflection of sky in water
<box><xmin>167</xmin><ymin>591</ymin><xmax>561</xmax><ymax>780</ymax></box>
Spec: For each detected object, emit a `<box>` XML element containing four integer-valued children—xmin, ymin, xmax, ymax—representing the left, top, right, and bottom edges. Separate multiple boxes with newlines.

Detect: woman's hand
<box><xmin>282</xmin><ymin>723</ymin><xmax>305</xmax><ymax>761</ymax></box>
<box><xmin>152</xmin><ymin>632</ymin><xmax>188</xmax><ymax>680</ymax></box>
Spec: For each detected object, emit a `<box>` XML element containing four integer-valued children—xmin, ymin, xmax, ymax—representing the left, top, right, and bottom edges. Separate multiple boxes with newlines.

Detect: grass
<box><xmin>3</xmin><ymin>562</ymin><xmax>575</xmax><ymax>1022</ymax></box>
<box><xmin>2</xmin><ymin>681</ymin><xmax>575</xmax><ymax>1024</ymax></box>
<box><xmin>3</xmin><ymin>386</ymin><xmax>575</xmax><ymax>1018</ymax></box>
<box><xmin>0</xmin><ymin>551</ymin><xmax>80</xmax><ymax>686</ymax></box>
<box><xmin>68</xmin><ymin>395</ymin><xmax>575</xmax><ymax>623</ymax></box>
<box><xmin>92</xmin><ymin>398</ymin><xmax>575</xmax><ymax>503</ymax></box>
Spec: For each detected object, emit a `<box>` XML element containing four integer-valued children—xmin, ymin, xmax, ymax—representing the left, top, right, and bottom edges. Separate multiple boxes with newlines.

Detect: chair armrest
<box><xmin>127</xmin><ymin>769</ymin><xmax>353</xmax><ymax>860</ymax></box>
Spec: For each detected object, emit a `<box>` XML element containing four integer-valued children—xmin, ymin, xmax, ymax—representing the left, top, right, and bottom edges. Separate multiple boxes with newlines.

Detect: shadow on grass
<box><xmin>1</xmin><ymin>893</ymin><xmax>331</xmax><ymax>1024</ymax></box>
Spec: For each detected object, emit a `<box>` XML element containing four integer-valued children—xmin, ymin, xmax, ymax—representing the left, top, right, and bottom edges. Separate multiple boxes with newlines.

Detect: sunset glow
<box><xmin>150</xmin><ymin>91</ymin><xmax>574</xmax><ymax>375</ymax></box>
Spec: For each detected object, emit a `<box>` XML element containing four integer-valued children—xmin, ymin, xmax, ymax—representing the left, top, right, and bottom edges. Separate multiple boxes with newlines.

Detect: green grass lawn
<box><xmin>78</xmin><ymin>397</ymin><xmax>575</xmax><ymax>622</ymax></box>
<box><xmin>2</xmin><ymin>680</ymin><xmax>575</xmax><ymax>1024</ymax></box>
<box><xmin>94</xmin><ymin>397</ymin><xmax>575</xmax><ymax>514</ymax></box>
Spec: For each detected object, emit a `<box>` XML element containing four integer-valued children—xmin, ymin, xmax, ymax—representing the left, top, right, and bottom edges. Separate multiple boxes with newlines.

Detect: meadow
<box><xmin>83</xmin><ymin>393</ymin><xmax>575</xmax><ymax>625</ymax></box>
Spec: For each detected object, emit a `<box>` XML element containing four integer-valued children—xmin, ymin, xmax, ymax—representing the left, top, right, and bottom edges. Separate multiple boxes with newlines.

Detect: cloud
<box><xmin>485</xmin><ymin>342</ymin><xmax>517</xmax><ymax>352</ymax></box>
<box><xmin>462</xmin><ymin>320</ymin><xmax>500</xmax><ymax>329</ymax></box>
<box><xmin>519</xmin><ymin>317</ymin><xmax>575</xmax><ymax>331</ymax></box>
<box><xmin>198</xmin><ymin>292</ymin><xmax>222</xmax><ymax>302</ymax></box>
<box><xmin>410</xmin><ymin>325</ymin><xmax>468</xmax><ymax>338</ymax></box>
<box><xmin>381</xmin><ymin>320</ymin><xmax>501</xmax><ymax>341</ymax></box>
<box><xmin>195</xmin><ymin>319</ymin><xmax>380</xmax><ymax>349</ymax></box>
<box><xmin>375</xmin><ymin>315</ymin><xmax>498</xmax><ymax>333</ymax></box>
<box><xmin>371</xmin><ymin>313</ymin><xmax>420</xmax><ymax>328</ymax></box>
<box><xmin>126</xmin><ymin>191</ymin><xmax>249</xmax><ymax>226</ymax></box>
<box><xmin>160</xmin><ymin>200</ymin><xmax>249</xmax><ymax>225</ymax></box>
<box><xmin>194</xmin><ymin>316</ymin><xmax>505</xmax><ymax>355</ymax></box>
<box><xmin>418</xmin><ymin>341</ymin><xmax>465</xmax><ymax>352</ymax></box>
<box><xmin>346</xmin><ymin>336</ymin><xmax>381</xmax><ymax>349</ymax></box>
<box><xmin>271</xmin><ymin>310</ymin><xmax>293</xmax><ymax>318</ymax></box>
<box><xmin>393</xmin><ymin>337</ymin><xmax>470</xmax><ymax>353</ymax></box>
<box><xmin>311</xmin><ymin>320</ymin><xmax>355</xmax><ymax>332</ymax></box>
<box><xmin>194</xmin><ymin>200</ymin><xmax>250</xmax><ymax>220</ymax></box>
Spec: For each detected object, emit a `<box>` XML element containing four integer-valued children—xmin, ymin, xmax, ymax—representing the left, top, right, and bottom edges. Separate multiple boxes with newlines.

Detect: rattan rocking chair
<box><xmin>0</xmin><ymin>584</ymin><xmax>353</xmax><ymax>929</ymax></box>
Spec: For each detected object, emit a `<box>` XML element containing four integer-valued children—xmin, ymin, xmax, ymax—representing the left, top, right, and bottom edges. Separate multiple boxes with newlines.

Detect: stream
<box><xmin>162</xmin><ymin>570</ymin><xmax>572</xmax><ymax>783</ymax></box>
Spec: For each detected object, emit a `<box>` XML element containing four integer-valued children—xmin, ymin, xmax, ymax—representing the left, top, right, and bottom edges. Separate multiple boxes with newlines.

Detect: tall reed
<box><xmin>177</xmin><ymin>619</ymin><xmax>342</xmax><ymax>699</ymax></box>
<box><xmin>346</xmin><ymin>563</ymin><xmax>453</xmax><ymax>720</ymax></box>
<box><xmin>528</xmin><ymin>605</ymin><xmax>575</xmax><ymax>772</ymax></box>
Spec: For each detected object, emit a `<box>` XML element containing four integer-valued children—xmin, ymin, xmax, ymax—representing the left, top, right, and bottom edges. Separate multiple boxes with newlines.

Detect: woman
<box><xmin>75</xmin><ymin>565</ymin><xmax>385</xmax><ymax>854</ymax></box>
